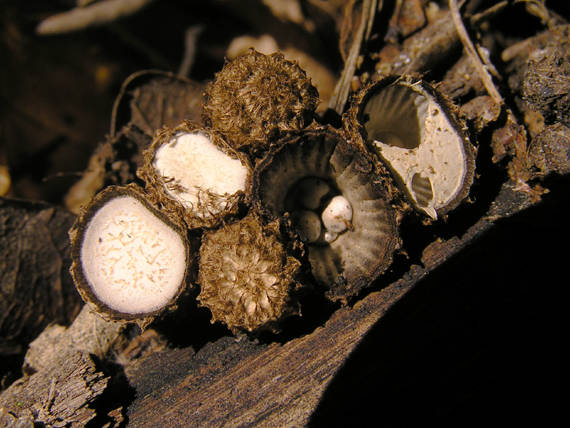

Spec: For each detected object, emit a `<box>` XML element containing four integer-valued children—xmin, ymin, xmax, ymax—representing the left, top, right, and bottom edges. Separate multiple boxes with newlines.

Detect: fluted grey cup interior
<box><xmin>255</xmin><ymin>129</ymin><xmax>398</xmax><ymax>300</ymax></box>
<box><xmin>357</xmin><ymin>78</ymin><xmax>474</xmax><ymax>219</ymax></box>
<box><xmin>362</xmin><ymin>84</ymin><xmax>426</xmax><ymax>150</ymax></box>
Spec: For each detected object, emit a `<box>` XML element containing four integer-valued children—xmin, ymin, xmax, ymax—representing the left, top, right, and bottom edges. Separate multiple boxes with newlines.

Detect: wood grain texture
<box><xmin>0</xmin><ymin>199</ymin><xmax>82</xmax><ymax>357</ymax></box>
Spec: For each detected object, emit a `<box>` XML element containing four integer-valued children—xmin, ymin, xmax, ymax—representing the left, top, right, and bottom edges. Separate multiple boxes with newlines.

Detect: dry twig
<box><xmin>328</xmin><ymin>0</ymin><xmax>380</xmax><ymax>114</ymax></box>
<box><xmin>448</xmin><ymin>0</ymin><xmax>504</xmax><ymax>106</ymax></box>
<box><xmin>177</xmin><ymin>25</ymin><xmax>205</xmax><ymax>78</ymax></box>
<box><xmin>37</xmin><ymin>0</ymin><xmax>156</xmax><ymax>35</ymax></box>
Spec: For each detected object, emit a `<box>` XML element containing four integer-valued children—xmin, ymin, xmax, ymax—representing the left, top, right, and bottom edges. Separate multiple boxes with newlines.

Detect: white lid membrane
<box><xmin>153</xmin><ymin>132</ymin><xmax>248</xmax><ymax>217</ymax></box>
<box><xmin>81</xmin><ymin>196</ymin><xmax>186</xmax><ymax>314</ymax></box>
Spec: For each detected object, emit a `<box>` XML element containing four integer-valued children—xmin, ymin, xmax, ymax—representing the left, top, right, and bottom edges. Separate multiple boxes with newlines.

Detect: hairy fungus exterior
<box><xmin>528</xmin><ymin>123</ymin><xmax>570</xmax><ymax>177</ymax></box>
<box><xmin>70</xmin><ymin>184</ymin><xmax>190</xmax><ymax>324</ymax></box>
<box><xmin>138</xmin><ymin>121</ymin><xmax>252</xmax><ymax>229</ymax></box>
<box><xmin>203</xmin><ymin>49</ymin><xmax>319</xmax><ymax>156</ymax></box>
<box><xmin>197</xmin><ymin>214</ymin><xmax>303</xmax><ymax>332</ymax></box>
<box><xmin>253</xmin><ymin>126</ymin><xmax>400</xmax><ymax>303</ymax></box>
<box><xmin>346</xmin><ymin>75</ymin><xmax>476</xmax><ymax>219</ymax></box>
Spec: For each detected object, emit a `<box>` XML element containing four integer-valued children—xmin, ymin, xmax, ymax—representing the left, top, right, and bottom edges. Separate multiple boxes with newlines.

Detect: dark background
<box><xmin>310</xmin><ymin>177</ymin><xmax>567</xmax><ymax>426</ymax></box>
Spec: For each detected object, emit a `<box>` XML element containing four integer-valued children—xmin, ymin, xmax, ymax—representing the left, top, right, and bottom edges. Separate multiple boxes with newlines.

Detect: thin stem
<box><xmin>448</xmin><ymin>0</ymin><xmax>504</xmax><ymax>106</ymax></box>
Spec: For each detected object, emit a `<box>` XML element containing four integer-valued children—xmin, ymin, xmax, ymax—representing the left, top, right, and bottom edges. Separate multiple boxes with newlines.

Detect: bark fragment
<box><xmin>0</xmin><ymin>199</ymin><xmax>81</xmax><ymax>363</ymax></box>
<box><xmin>0</xmin><ymin>352</ymin><xmax>109</xmax><ymax>427</ymax></box>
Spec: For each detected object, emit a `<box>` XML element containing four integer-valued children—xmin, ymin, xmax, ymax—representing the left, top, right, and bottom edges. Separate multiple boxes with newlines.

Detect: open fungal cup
<box><xmin>70</xmin><ymin>184</ymin><xmax>191</xmax><ymax>324</ymax></box>
<box><xmin>253</xmin><ymin>126</ymin><xmax>400</xmax><ymax>303</ymax></box>
<box><xmin>197</xmin><ymin>213</ymin><xmax>303</xmax><ymax>333</ymax></box>
<box><xmin>347</xmin><ymin>75</ymin><xmax>475</xmax><ymax>219</ymax></box>
<box><xmin>203</xmin><ymin>49</ymin><xmax>319</xmax><ymax>156</ymax></box>
<box><xmin>138</xmin><ymin>121</ymin><xmax>252</xmax><ymax>229</ymax></box>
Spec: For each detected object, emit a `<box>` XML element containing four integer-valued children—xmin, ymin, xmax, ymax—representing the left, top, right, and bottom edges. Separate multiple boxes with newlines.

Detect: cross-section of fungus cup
<box><xmin>197</xmin><ymin>213</ymin><xmax>304</xmax><ymax>333</ymax></box>
<box><xmin>346</xmin><ymin>75</ymin><xmax>476</xmax><ymax>220</ymax></box>
<box><xmin>202</xmin><ymin>49</ymin><xmax>319</xmax><ymax>157</ymax></box>
<box><xmin>70</xmin><ymin>184</ymin><xmax>191</xmax><ymax>326</ymax></box>
<box><xmin>138</xmin><ymin>121</ymin><xmax>252</xmax><ymax>229</ymax></box>
<box><xmin>253</xmin><ymin>126</ymin><xmax>401</xmax><ymax>303</ymax></box>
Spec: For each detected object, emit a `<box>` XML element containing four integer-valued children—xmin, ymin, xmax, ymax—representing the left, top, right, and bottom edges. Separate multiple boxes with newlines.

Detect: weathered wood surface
<box><xmin>0</xmin><ymin>352</ymin><xmax>109</xmax><ymax>427</ymax></box>
<box><xmin>0</xmin><ymin>199</ymin><xmax>82</xmax><ymax>359</ymax></box>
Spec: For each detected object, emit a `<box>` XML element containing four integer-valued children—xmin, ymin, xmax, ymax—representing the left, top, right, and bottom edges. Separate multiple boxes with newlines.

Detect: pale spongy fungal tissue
<box><xmin>153</xmin><ymin>131</ymin><xmax>249</xmax><ymax>216</ymax></box>
<box><xmin>72</xmin><ymin>187</ymin><xmax>188</xmax><ymax>318</ymax></box>
<box><xmin>139</xmin><ymin>122</ymin><xmax>252</xmax><ymax>229</ymax></box>
<box><xmin>356</xmin><ymin>76</ymin><xmax>475</xmax><ymax>219</ymax></box>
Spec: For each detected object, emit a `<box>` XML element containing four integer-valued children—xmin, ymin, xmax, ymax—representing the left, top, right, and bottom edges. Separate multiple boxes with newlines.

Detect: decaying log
<box><xmin>123</xmin><ymin>182</ymin><xmax>547</xmax><ymax>427</ymax></box>
<box><xmin>24</xmin><ymin>306</ymin><xmax>124</xmax><ymax>374</ymax></box>
<box><xmin>0</xmin><ymin>306</ymin><xmax>124</xmax><ymax>426</ymax></box>
<box><xmin>0</xmin><ymin>199</ymin><xmax>82</xmax><ymax>362</ymax></box>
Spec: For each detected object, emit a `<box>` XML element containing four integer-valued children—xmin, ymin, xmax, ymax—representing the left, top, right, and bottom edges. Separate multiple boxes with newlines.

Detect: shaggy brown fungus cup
<box><xmin>197</xmin><ymin>213</ymin><xmax>304</xmax><ymax>333</ymax></box>
<box><xmin>138</xmin><ymin>121</ymin><xmax>252</xmax><ymax>229</ymax></box>
<box><xmin>202</xmin><ymin>49</ymin><xmax>319</xmax><ymax>157</ymax></box>
<box><xmin>70</xmin><ymin>184</ymin><xmax>191</xmax><ymax>326</ymax></box>
<box><xmin>346</xmin><ymin>75</ymin><xmax>476</xmax><ymax>219</ymax></box>
<box><xmin>253</xmin><ymin>125</ymin><xmax>400</xmax><ymax>303</ymax></box>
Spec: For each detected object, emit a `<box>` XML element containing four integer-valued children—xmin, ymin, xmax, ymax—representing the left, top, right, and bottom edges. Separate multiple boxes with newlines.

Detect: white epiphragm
<box><xmin>81</xmin><ymin>196</ymin><xmax>186</xmax><ymax>314</ymax></box>
<box><xmin>322</xmin><ymin>195</ymin><xmax>353</xmax><ymax>233</ymax></box>
<box><xmin>323</xmin><ymin>230</ymin><xmax>338</xmax><ymax>243</ymax></box>
<box><xmin>373</xmin><ymin>93</ymin><xmax>467</xmax><ymax>219</ymax></box>
<box><xmin>288</xmin><ymin>177</ymin><xmax>353</xmax><ymax>244</ymax></box>
<box><xmin>153</xmin><ymin>132</ymin><xmax>248</xmax><ymax>217</ymax></box>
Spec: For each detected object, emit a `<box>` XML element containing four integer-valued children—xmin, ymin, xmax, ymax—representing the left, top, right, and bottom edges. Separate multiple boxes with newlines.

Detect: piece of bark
<box><xmin>124</xmin><ymin>180</ymin><xmax>542</xmax><ymax>427</ymax></box>
<box><xmin>439</xmin><ymin>55</ymin><xmax>486</xmax><ymax>101</ymax></box>
<box><xmin>329</xmin><ymin>0</ymin><xmax>378</xmax><ymax>114</ymax></box>
<box><xmin>36</xmin><ymin>0</ymin><xmax>157</xmax><ymax>35</ymax></box>
<box><xmin>64</xmin><ymin>141</ymin><xmax>114</xmax><ymax>214</ymax></box>
<box><xmin>0</xmin><ymin>408</ymin><xmax>34</xmax><ymax>428</ymax></box>
<box><xmin>24</xmin><ymin>306</ymin><xmax>124</xmax><ymax>374</ymax></box>
<box><xmin>0</xmin><ymin>305</ymin><xmax>125</xmax><ymax>426</ymax></box>
<box><xmin>375</xmin><ymin>11</ymin><xmax>461</xmax><ymax>77</ymax></box>
<box><xmin>0</xmin><ymin>352</ymin><xmax>108</xmax><ymax>427</ymax></box>
<box><xmin>385</xmin><ymin>0</ymin><xmax>427</xmax><ymax>41</ymax></box>
<box><xmin>460</xmin><ymin>95</ymin><xmax>501</xmax><ymax>132</ymax></box>
<box><xmin>0</xmin><ymin>199</ymin><xmax>81</xmax><ymax>360</ymax></box>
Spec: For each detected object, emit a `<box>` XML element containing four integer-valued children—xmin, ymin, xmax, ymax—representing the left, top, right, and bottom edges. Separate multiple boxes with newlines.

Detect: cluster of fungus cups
<box><xmin>70</xmin><ymin>50</ymin><xmax>476</xmax><ymax>334</ymax></box>
<box><xmin>69</xmin><ymin>50</ymin><xmax>318</xmax><ymax>332</ymax></box>
<box><xmin>70</xmin><ymin>123</ymin><xmax>254</xmax><ymax>327</ymax></box>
